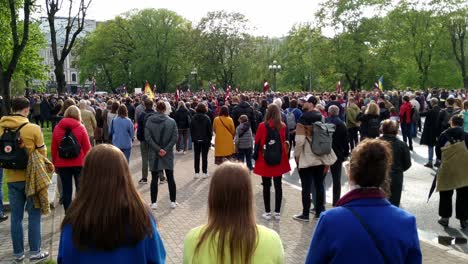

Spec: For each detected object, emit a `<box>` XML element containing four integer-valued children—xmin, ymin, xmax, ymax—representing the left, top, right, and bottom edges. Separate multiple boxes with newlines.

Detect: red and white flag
<box><xmin>225</xmin><ymin>85</ymin><xmax>231</xmax><ymax>101</ymax></box>
<box><xmin>187</xmin><ymin>86</ymin><xmax>191</xmax><ymax>94</ymax></box>
<box><xmin>175</xmin><ymin>85</ymin><xmax>181</xmax><ymax>101</ymax></box>
<box><xmin>263</xmin><ymin>80</ymin><xmax>270</xmax><ymax>94</ymax></box>
<box><xmin>336</xmin><ymin>81</ymin><xmax>342</xmax><ymax>94</ymax></box>
<box><xmin>235</xmin><ymin>86</ymin><xmax>239</xmax><ymax>93</ymax></box>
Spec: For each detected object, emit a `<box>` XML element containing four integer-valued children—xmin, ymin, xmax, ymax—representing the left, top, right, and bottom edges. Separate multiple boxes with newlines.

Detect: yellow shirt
<box><xmin>0</xmin><ymin>115</ymin><xmax>46</xmax><ymax>183</ymax></box>
<box><xmin>213</xmin><ymin>116</ymin><xmax>235</xmax><ymax>157</ymax></box>
<box><xmin>183</xmin><ymin>225</ymin><xmax>284</xmax><ymax>264</ymax></box>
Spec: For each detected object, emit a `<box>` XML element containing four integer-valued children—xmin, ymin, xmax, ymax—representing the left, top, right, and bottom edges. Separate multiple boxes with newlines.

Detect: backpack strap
<box><xmin>11</xmin><ymin>122</ymin><xmax>29</xmax><ymax>138</ymax></box>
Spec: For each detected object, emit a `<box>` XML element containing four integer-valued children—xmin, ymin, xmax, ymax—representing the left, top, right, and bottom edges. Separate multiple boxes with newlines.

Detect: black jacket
<box><xmin>437</xmin><ymin>107</ymin><xmax>461</xmax><ymax>133</ymax></box>
<box><xmin>190</xmin><ymin>113</ymin><xmax>212</xmax><ymax>143</ymax></box>
<box><xmin>298</xmin><ymin>110</ymin><xmax>323</xmax><ymax>126</ymax></box>
<box><xmin>326</xmin><ymin>116</ymin><xmax>349</xmax><ymax>162</ymax></box>
<box><xmin>381</xmin><ymin>135</ymin><xmax>412</xmax><ymax>175</ymax></box>
<box><xmin>232</xmin><ymin>101</ymin><xmax>256</xmax><ymax>132</ymax></box>
<box><xmin>357</xmin><ymin>114</ymin><xmax>380</xmax><ymax>138</ymax></box>
<box><xmin>174</xmin><ymin>108</ymin><xmax>191</xmax><ymax>129</ymax></box>
<box><xmin>420</xmin><ymin>106</ymin><xmax>440</xmax><ymax>146</ymax></box>
<box><xmin>436</xmin><ymin>127</ymin><xmax>468</xmax><ymax>160</ymax></box>
<box><xmin>125</xmin><ymin>103</ymin><xmax>136</xmax><ymax>121</ymax></box>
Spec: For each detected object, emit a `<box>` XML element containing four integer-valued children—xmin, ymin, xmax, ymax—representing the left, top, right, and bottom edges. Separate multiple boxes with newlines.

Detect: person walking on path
<box><xmin>234</xmin><ymin>115</ymin><xmax>253</xmax><ymax>171</ymax></box>
<box><xmin>183</xmin><ymin>162</ymin><xmax>284</xmax><ymax>264</ymax></box>
<box><xmin>420</xmin><ymin>98</ymin><xmax>441</xmax><ymax>168</ymax></box>
<box><xmin>399</xmin><ymin>96</ymin><xmax>414</xmax><ymax>151</ymax></box>
<box><xmin>109</xmin><ymin>105</ymin><xmax>134</xmax><ymax>162</ymax></box>
<box><xmin>145</xmin><ymin>101</ymin><xmax>178</xmax><ymax>210</ymax></box>
<box><xmin>435</xmin><ymin>115</ymin><xmax>468</xmax><ymax>229</ymax></box>
<box><xmin>380</xmin><ymin>120</ymin><xmax>412</xmax><ymax>207</ymax></box>
<box><xmin>136</xmin><ymin>99</ymin><xmax>156</xmax><ymax>184</ymax></box>
<box><xmin>79</xmin><ymin>100</ymin><xmax>97</xmax><ymax>146</ymax></box>
<box><xmin>52</xmin><ymin>105</ymin><xmax>92</xmax><ymax>211</ymax></box>
<box><xmin>293</xmin><ymin>96</ymin><xmax>336</xmax><ymax>222</ymax></box>
<box><xmin>254</xmin><ymin>104</ymin><xmax>291</xmax><ymax>221</ymax></box>
<box><xmin>213</xmin><ymin>106</ymin><xmax>236</xmax><ymax>165</ymax></box>
<box><xmin>190</xmin><ymin>103</ymin><xmax>213</xmax><ymax>179</ymax></box>
<box><xmin>305</xmin><ymin>139</ymin><xmax>422</xmax><ymax>264</ymax></box>
<box><xmin>0</xmin><ymin>97</ymin><xmax>50</xmax><ymax>263</ymax></box>
<box><xmin>57</xmin><ymin>144</ymin><xmax>166</xmax><ymax>263</ymax></box>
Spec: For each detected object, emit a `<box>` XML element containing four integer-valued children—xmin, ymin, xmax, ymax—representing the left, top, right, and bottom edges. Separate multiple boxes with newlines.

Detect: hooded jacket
<box><xmin>190</xmin><ymin>112</ymin><xmax>212</xmax><ymax>143</ymax></box>
<box><xmin>52</xmin><ymin>117</ymin><xmax>91</xmax><ymax>168</ymax></box>
<box><xmin>232</xmin><ymin>101</ymin><xmax>256</xmax><ymax>132</ymax></box>
<box><xmin>145</xmin><ymin>112</ymin><xmax>177</xmax><ymax>171</ymax></box>
<box><xmin>0</xmin><ymin>115</ymin><xmax>47</xmax><ymax>183</ymax></box>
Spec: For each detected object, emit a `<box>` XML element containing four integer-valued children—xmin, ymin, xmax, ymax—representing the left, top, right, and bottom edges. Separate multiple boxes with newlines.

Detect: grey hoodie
<box><xmin>145</xmin><ymin>112</ymin><xmax>177</xmax><ymax>171</ymax></box>
<box><xmin>234</xmin><ymin>122</ymin><xmax>253</xmax><ymax>149</ymax></box>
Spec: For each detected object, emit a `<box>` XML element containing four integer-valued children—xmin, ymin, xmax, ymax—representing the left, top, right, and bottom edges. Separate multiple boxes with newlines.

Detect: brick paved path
<box><xmin>1</xmin><ymin>143</ymin><xmax>468</xmax><ymax>263</ymax></box>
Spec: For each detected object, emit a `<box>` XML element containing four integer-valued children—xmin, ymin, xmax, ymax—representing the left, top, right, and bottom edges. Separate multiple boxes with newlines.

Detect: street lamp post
<box><xmin>268</xmin><ymin>60</ymin><xmax>282</xmax><ymax>92</ymax></box>
<box><xmin>191</xmin><ymin>68</ymin><xmax>198</xmax><ymax>91</ymax></box>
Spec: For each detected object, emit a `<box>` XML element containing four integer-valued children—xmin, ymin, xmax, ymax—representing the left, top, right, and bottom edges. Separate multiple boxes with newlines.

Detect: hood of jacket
<box><xmin>298</xmin><ymin>110</ymin><xmax>322</xmax><ymax>126</ymax></box>
<box><xmin>147</xmin><ymin>112</ymin><xmax>169</xmax><ymax>125</ymax></box>
<box><xmin>443</xmin><ymin>127</ymin><xmax>466</xmax><ymax>140</ymax></box>
<box><xmin>57</xmin><ymin>117</ymin><xmax>82</xmax><ymax>130</ymax></box>
<box><xmin>0</xmin><ymin>115</ymin><xmax>30</xmax><ymax>129</ymax></box>
<box><xmin>237</xmin><ymin>101</ymin><xmax>252</xmax><ymax>110</ymax></box>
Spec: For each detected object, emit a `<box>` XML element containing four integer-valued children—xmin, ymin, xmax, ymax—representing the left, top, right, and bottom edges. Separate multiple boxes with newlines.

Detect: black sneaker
<box><xmin>30</xmin><ymin>251</ymin><xmax>49</xmax><ymax>263</ymax></box>
<box><xmin>434</xmin><ymin>160</ymin><xmax>441</xmax><ymax>167</ymax></box>
<box><xmin>0</xmin><ymin>213</ymin><xmax>8</xmax><ymax>223</ymax></box>
<box><xmin>424</xmin><ymin>163</ymin><xmax>433</xmax><ymax>169</ymax></box>
<box><xmin>138</xmin><ymin>179</ymin><xmax>148</xmax><ymax>184</ymax></box>
<box><xmin>293</xmin><ymin>214</ymin><xmax>310</xmax><ymax>222</ymax></box>
<box><xmin>438</xmin><ymin>217</ymin><xmax>449</xmax><ymax>227</ymax></box>
<box><xmin>461</xmin><ymin>220</ymin><xmax>468</xmax><ymax>229</ymax></box>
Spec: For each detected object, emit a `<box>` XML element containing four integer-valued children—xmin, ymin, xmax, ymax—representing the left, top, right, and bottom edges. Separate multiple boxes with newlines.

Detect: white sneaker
<box><xmin>262</xmin><ymin>212</ymin><xmax>272</xmax><ymax>220</ymax></box>
<box><xmin>202</xmin><ymin>173</ymin><xmax>209</xmax><ymax>179</ymax></box>
<box><xmin>182</xmin><ymin>151</ymin><xmax>186</xmax><ymax>155</ymax></box>
<box><xmin>273</xmin><ymin>212</ymin><xmax>281</xmax><ymax>220</ymax></box>
<box><xmin>150</xmin><ymin>203</ymin><xmax>158</xmax><ymax>210</ymax></box>
<box><xmin>170</xmin><ymin>202</ymin><xmax>178</xmax><ymax>209</ymax></box>
<box><xmin>194</xmin><ymin>173</ymin><xmax>200</xmax><ymax>179</ymax></box>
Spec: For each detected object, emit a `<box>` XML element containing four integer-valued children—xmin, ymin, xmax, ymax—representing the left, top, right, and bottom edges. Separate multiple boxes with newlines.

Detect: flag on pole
<box><xmin>225</xmin><ymin>85</ymin><xmax>231</xmax><ymax>101</ymax></box>
<box><xmin>175</xmin><ymin>85</ymin><xmax>181</xmax><ymax>101</ymax></box>
<box><xmin>336</xmin><ymin>80</ymin><xmax>342</xmax><ymax>94</ymax></box>
<box><xmin>378</xmin><ymin>76</ymin><xmax>384</xmax><ymax>92</ymax></box>
<box><xmin>187</xmin><ymin>86</ymin><xmax>191</xmax><ymax>94</ymax></box>
<box><xmin>153</xmin><ymin>84</ymin><xmax>157</xmax><ymax>94</ymax></box>
<box><xmin>373</xmin><ymin>80</ymin><xmax>379</xmax><ymax>91</ymax></box>
<box><xmin>210</xmin><ymin>82</ymin><xmax>216</xmax><ymax>93</ymax></box>
<box><xmin>235</xmin><ymin>86</ymin><xmax>239</xmax><ymax>93</ymax></box>
<box><xmin>263</xmin><ymin>80</ymin><xmax>270</xmax><ymax>94</ymax></box>
<box><xmin>122</xmin><ymin>84</ymin><xmax>128</xmax><ymax>97</ymax></box>
<box><xmin>144</xmin><ymin>81</ymin><xmax>155</xmax><ymax>99</ymax></box>
<box><xmin>90</xmin><ymin>79</ymin><xmax>96</xmax><ymax>95</ymax></box>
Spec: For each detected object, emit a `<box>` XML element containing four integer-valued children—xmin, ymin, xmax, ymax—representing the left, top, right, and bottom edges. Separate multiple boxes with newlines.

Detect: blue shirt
<box><xmin>109</xmin><ymin>116</ymin><xmax>134</xmax><ymax>150</ymax></box>
<box><xmin>58</xmin><ymin>218</ymin><xmax>166</xmax><ymax>264</ymax></box>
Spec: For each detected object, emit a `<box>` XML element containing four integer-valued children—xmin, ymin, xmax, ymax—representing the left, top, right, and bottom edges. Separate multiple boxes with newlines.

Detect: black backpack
<box><xmin>367</xmin><ymin>117</ymin><xmax>381</xmax><ymax>138</ymax></box>
<box><xmin>58</xmin><ymin>129</ymin><xmax>81</xmax><ymax>159</ymax></box>
<box><xmin>0</xmin><ymin>123</ymin><xmax>29</xmax><ymax>169</ymax></box>
<box><xmin>263</xmin><ymin>123</ymin><xmax>282</xmax><ymax>166</ymax></box>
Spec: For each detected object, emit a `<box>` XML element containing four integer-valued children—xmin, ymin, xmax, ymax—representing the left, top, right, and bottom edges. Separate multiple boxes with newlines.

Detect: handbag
<box><xmin>343</xmin><ymin>206</ymin><xmax>390</xmax><ymax>264</ymax></box>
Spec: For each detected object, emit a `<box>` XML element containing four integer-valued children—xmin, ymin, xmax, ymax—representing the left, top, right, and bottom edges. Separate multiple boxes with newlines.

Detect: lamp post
<box><xmin>268</xmin><ymin>60</ymin><xmax>282</xmax><ymax>92</ymax></box>
<box><xmin>191</xmin><ymin>68</ymin><xmax>198</xmax><ymax>91</ymax></box>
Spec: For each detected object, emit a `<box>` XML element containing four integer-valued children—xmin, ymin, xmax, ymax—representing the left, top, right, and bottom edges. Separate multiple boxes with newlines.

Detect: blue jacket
<box><xmin>57</xmin><ymin>218</ymin><xmax>166</xmax><ymax>264</ymax></box>
<box><xmin>305</xmin><ymin>198</ymin><xmax>422</xmax><ymax>264</ymax></box>
<box><xmin>110</xmin><ymin>117</ymin><xmax>134</xmax><ymax>150</ymax></box>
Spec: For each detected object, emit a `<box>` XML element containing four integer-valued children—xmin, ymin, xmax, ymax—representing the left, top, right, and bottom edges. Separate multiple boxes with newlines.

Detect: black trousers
<box><xmin>389</xmin><ymin>172</ymin><xmax>403</xmax><ymax>207</ymax></box>
<box><xmin>288</xmin><ymin>131</ymin><xmax>296</xmax><ymax>158</ymax></box>
<box><xmin>193</xmin><ymin>141</ymin><xmax>210</xmax><ymax>174</ymax></box>
<box><xmin>261</xmin><ymin>176</ymin><xmax>282</xmax><ymax>213</ymax></box>
<box><xmin>58</xmin><ymin>167</ymin><xmax>82</xmax><ymax>211</ymax></box>
<box><xmin>299</xmin><ymin>165</ymin><xmax>325</xmax><ymax>216</ymax></box>
<box><xmin>151</xmin><ymin>170</ymin><xmax>176</xmax><ymax>203</ymax></box>
<box><xmin>348</xmin><ymin>127</ymin><xmax>359</xmax><ymax>150</ymax></box>
<box><xmin>237</xmin><ymin>148</ymin><xmax>253</xmax><ymax>170</ymax></box>
<box><xmin>330</xmin><ymin>161</ymin><xmax>343</xmax><ymax>206</ymax></box>
<box><xmin>439</xmin><ymin>186</ymin><xmax>468</xmax><ymax>221</ymax></box>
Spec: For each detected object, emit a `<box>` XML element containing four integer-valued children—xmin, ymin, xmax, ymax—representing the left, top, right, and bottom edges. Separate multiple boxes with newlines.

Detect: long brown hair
<box><xmin>264</xmin><ymin>103</ymin><xmax>284</xmax><ymax>130</ymax></box>
<box><xmin>194</xmin><ymin>162</ymin><xmax>258</xmax><ymax>264</ymax></box>
<box><xmin>61</xmin><ymin>144</ymin><xmax>152</xmax><ymax>251</ymax></box>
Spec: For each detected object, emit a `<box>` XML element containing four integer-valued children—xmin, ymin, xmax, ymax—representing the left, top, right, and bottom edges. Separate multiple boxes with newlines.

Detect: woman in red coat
<box><xmin>254</xmin><ymin>104</ymin><xmax>291</xmax><ymax>221</ymax></box>
<box><xmin>51</xmin><ymin>105</ymin><xmax>91</xmax><ymax>211</ymax></box>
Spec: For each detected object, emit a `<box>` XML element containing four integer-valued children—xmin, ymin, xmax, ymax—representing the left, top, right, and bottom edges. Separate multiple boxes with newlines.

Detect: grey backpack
<box><xmin>309</xmin><ymin>122</ymin><xmax>335</xmax><ymax>156</ymax></box>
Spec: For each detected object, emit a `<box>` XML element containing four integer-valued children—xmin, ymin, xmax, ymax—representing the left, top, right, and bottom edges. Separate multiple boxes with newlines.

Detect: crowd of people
<box><xmin>0</xmin><ymin>87</ymin><xmax>467</xmax><ymax>263</ymax></box>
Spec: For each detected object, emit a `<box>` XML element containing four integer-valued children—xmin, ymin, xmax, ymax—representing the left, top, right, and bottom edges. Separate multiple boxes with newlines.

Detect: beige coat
<box><xmin>81</xmin><ymin>109</ymin><xmax>97</xmax><ymax>137</ymax></box>
<box><xmin>436</xmin><ymin>141</ymin><xmax>468</xmax><ymax>192</ymax></box>
<box><xmin>294</xmin><ymin>123</ymin><xmax>337</xmax><ymax>168</ymax></box>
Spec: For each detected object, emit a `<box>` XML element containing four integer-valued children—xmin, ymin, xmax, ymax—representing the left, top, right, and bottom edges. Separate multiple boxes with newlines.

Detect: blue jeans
<box><xmin>428</xmin><ymin>145</ymin><xmax>434</xmax><ymax>163</ymax></box>
<box><xmin>401</xmin><ymin>122</ymin><xmax>413</xmax><ymax>149</ymax></box>
<box><xmin>8</xmin><ymin>181</ymin><xmax>42</xmax><ymax>257</ymax></box>
<box><xmin>0</xmin><ymin>169</ymin><xmax>4</xmax><ymax>214</ymax></box>
<box><xmin>120</xmin><ymin>148</ymin><xmax>131</xmax><ymax>162</ymax></box>
<box><xmin>411</xmin><ymin>122</ymin><xmax>417</xmax><ymax>138</ymax></box>
<box><xmin>237</xmin><ymin>148</ymin><xmax>253</xmax><ymax>170</ymax></box>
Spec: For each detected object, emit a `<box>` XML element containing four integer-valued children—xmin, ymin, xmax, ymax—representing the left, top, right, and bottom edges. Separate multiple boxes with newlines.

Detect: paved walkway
<box><xmin>1</xmin><ymin>143</ymin><xmax>468</xmax><ymax>263</ymax></box>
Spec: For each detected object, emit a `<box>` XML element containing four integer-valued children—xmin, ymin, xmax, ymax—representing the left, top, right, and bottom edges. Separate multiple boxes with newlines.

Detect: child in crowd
<box><xmin>235</xmin><ymin>115</ymin><xmax>253</xmax><ymax>171</ymax></box>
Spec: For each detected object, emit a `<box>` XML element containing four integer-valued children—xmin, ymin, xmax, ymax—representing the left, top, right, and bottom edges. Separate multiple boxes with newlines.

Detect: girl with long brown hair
<box><xmin>253</xmin><ymin>104</ymin><xmax>291</xmax><ymax>221</ymax></box>
<box><xmin>183</xmin><ymin>162</ymin><xmax>284</xmax><ymax>264</ymax></box>
<box><xmin>57</xmin><ymin>144</ymin><xmax>166</xmax><ymax>263</ymax></box>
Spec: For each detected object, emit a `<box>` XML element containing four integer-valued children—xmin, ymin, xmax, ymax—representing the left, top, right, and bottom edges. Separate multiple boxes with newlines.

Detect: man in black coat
<box><xmin>420</xmin><ymin>98</ymin><xmax>441</xmax><ymax>168</ymax></box>
<box><xmin>326</xmin><ymin>105</ymin><xmax>349</xmax><ymax>206</ymax></box>
<box><xmin>232</xmin><ymin>94</ymin><xmax>257</xmax><ymax>133</ymax></box>
<box><xmin>380</xmin><ymin>120</ymin><xmax>412</xmax><ymax>207</ymax></box>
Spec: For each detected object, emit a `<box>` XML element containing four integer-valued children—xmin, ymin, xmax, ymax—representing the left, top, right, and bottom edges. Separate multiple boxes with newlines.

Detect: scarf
<box><xmin>335</xmin><ymin>187</ymin><xmax>387</xmax><ymax>207</ymax></box>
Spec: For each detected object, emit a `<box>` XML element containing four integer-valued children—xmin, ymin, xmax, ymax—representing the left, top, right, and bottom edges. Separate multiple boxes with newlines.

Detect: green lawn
<box><xmin>2</xmin><ymin>126</ymin><xmax>52</xmax><ymax>203</ymax></box>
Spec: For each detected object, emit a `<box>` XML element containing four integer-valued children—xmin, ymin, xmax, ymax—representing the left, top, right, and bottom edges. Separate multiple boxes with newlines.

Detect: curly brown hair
<box><xmin>349</xmin><ymin>139</ymin><xmax>392</xmax><ymax>195</ymax></box>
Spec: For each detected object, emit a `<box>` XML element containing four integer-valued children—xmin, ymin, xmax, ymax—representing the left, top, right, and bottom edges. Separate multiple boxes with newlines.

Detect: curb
<box><xmin>420</xmin><ymin>238</ymin><xmax>468</xmax><ymax>261</ymax></box>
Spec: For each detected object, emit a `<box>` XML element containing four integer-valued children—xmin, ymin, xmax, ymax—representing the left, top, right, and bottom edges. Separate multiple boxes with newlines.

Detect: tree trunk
<box><xmin>0</xmin><ymin>75</ymin><xmax>12</xmax><ymax>116</ymax></box>
<box><xmin>55</xmin><ymin>63</ymin><xmax>66</xmax><ymax>94</ymax></box>
<box><xmin>464</xmin><ymin>76</ymin><xmax>468</xmax><ymax>90</ymax></box>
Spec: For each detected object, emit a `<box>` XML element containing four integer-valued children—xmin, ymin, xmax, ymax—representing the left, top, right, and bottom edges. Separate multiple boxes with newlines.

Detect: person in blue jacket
<box><xmin>57</xmin><ymin>144</ymin><xmax>166</xmax><ymax>264</ymax></box>
<box><xmin>109</xmin><ymin>105</ymin><xmax>134</xmax><ymax>162</ymax></box>
<box><xmin>305</xmin><ymin>139</ymin><xmax>422</xmax><ymax>264</ymax></box>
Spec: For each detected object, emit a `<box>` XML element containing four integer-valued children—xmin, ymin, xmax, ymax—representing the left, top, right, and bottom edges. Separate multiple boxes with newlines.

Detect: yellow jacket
<box><xmin>213</xmin><ymin>116</ymin><xmax>235</xmax><ymax>157</ymax></box>
<box><xmin>0</xmin><ymin>115</ymin><xmax>47</xmax><ymax>183</ymax></box>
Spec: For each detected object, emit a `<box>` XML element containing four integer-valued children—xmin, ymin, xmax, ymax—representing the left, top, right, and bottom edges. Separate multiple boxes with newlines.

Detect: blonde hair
<box><xmin>64</xmin><ymin>105</ymin><xmax>82</xmax><ymax>121</ymax></box>
<box><xmin>365</xmin><ymin>102</ymin><xmax>380</xmax><ymax>116</ymax></box>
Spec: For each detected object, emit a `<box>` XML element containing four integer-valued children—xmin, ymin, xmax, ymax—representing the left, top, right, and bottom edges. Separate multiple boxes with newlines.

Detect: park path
<box><xmin>1</xmin><ymin>142</ymin><xmax>468</xmax><ymax>263</ymax></box>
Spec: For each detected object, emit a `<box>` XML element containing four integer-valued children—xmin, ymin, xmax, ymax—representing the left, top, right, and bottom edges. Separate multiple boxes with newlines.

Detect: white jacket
<box><xmin>294</xmin><ymin>124</ymin><xmax>337</xmax><ymax>168</ymax></box>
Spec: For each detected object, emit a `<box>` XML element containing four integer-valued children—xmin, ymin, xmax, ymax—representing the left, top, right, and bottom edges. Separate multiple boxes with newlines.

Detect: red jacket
<box><xmin>253</xmin><ymin>121</ymin><xmax>291</xmax><ymax>177</ymax></box>
<box><xmin>399</xmin><ymin>102</ymin><xmax>413</xmax><ymax>124</ymax></box>
<box><xmin>52</xmin><ymin>117</ymin><xmax>91</xmax><ymax>168</ymax></box>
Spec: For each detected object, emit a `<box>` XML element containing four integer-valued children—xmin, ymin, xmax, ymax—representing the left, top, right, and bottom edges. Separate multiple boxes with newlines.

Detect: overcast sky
<box><xmin>55</xmin><ymin>0</ymin><xmax>324</xmax><ymax>37</ymax></box>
